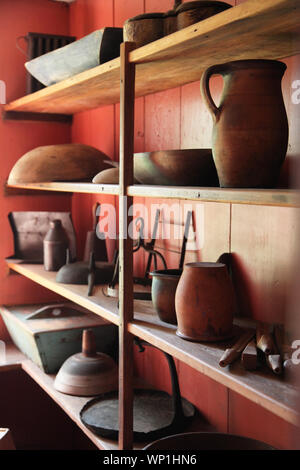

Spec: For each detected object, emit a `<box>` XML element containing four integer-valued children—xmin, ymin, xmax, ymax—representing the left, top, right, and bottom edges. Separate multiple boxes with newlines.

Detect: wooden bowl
<box><xmin>8</xmin><ymin>144</ymin><xmax>113</xmax><ymax>184</ymax></box>
<box><xmin>133</xmin><ymin>149</ymin><xmax>219</xmax><ymax>186</ymax></box>
<box><xmin>92</xmin><ymin>167</ymin><xmax>119</xmax><ymax>184</ymax></box>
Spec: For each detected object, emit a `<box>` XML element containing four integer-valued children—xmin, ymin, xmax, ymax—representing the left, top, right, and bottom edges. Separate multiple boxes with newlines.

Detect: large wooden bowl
<box><xmin>133</xmin><ymin>149</ymin><xmax>219</xmax><ymax>186</ymax></box>
<box><xmin>8</xmin><ymin>144</ymin><xmax>113</xmax><ymax>184</ymax></box>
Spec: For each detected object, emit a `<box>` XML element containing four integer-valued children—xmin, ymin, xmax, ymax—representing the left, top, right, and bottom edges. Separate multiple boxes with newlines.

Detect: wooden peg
<box><xmin>219</xmin><ymin>330</ymin><xmax>255</xmax><ymax>367</ymax></box>
<box><xmin>266</xmin><ymin>354</ymin><xmax>283</xmax><ymax>375</ymax></box>
<box><xmin>256</xmin><ymin>322</ymin><xmax>275</xmax><ymax>355</ymax></box>
<box><xmin>274</xmin><ymin>324</ymin><xmax>292</xmax><ymax>368</ymax></box>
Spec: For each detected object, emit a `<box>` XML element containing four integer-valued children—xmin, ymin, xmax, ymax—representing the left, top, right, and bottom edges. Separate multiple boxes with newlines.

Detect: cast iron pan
<box><xmin>80</xmin><ymin>340</ymin><xmax>197</xmax><ymax>442</ymax></box>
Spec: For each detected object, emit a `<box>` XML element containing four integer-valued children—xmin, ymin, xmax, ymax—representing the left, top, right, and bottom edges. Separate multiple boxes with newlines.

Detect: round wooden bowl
<box><xmin>8</xmin><ymin>144</ymin><xmax>112</xmax><ymax>184</ymax></box>
<box><xmin>133</xmin><ymin>149</ymin><xmax>219</xmax><ymax>186</ymax></box>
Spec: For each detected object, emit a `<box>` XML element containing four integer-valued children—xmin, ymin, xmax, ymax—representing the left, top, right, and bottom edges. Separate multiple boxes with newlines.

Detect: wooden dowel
<box><xmin>266</xmin><ymin>354</ymin><xmax>283</xmax><ymax>375</ymax></box>
<box><xmin>219</xmin><ymin>330</ymin><xmax>255</xmax><ymax>367</ymax></box>
<box><xmin>256</xmin><ymin>322</ymin><xmax>275</xmax><ymax>355</ymax></box>
<box><xmin>274</xmin><ymin>324</ymin><xmax>292</xmax><ymax>369</ymax></box>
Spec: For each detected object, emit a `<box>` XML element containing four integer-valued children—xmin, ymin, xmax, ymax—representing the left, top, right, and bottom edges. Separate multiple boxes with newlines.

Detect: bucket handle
<box><xmin>200</xmin><ymin>63</ymin><xmax>225</xmax><ymax>122</ymax></box>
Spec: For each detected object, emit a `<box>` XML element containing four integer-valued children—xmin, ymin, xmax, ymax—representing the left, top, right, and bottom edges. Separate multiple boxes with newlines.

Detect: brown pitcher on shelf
<box><xmin>200</xmin><ymin>59</ymin><xmax>289</xmax><ymax>188</ymax></box>
<box><xmin>175</xmin><ymin>262</ymin><xmax>236</xmax><ymax>342</ymax></box>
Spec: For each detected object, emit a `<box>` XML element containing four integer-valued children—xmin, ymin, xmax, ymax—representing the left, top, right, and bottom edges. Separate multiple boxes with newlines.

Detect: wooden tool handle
<box><xmin>266</xmin><ymin>354</ymin><xmax>283</xmax><ymax>375</ymax></box>
<box><xmin>256</xmin><ymin>323</ymin><xmax>275</xmax><ymax>354</ymax></box>
<box><xmin>219</xmin><ymin>330</ymin><xmax>255</xmax><ymax>367</ymax></box>
<box><xmin>219</xmin><ymin>348</ymin><xmax>240</xmax><ymax>367</ymax></box>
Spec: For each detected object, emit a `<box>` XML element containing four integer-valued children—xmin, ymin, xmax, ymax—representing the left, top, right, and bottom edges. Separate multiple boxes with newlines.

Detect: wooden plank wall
<box><xmin>69</xmin><ymin>0</ymin><xmax>300</xmax><ymax>449</ymax></box>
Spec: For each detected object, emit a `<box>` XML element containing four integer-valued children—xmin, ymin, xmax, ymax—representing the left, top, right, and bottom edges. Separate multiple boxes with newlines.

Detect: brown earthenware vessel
<box><xmin>150</xmin><ymin>269</ymin><xmax>182</xmax><ymax>325</ymax></box>
<box><xmin>200</xmin><ymin>59</ymin><xmax>288</xmax><ymax>188</ymax></box>
<box><xmin>175</xmin><ymin>262</ymin><xmax>235</xmax><ymax>342</ymax></box>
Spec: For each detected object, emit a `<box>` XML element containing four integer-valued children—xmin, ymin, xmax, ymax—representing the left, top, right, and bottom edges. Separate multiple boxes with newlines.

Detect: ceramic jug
<box><xmin>175</xmin><ymin>262</ymin><xmax>236</xmax><ymax>342</ymax></box>
<box><xmin>200</xmin><ymin>59</ymin><xmax>288</xmax><ymax>188</ymax></box>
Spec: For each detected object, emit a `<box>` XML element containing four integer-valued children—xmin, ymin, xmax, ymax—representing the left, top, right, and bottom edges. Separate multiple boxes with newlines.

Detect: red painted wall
<box><xmin>0</xmin><ymin>0</ymin><xmax>71</xmax><ymax>339</ymax></box>
<box><xmin>0</xmin><ymin>0</ymin><xmax>298</xmax><ymax>450</ymax></box>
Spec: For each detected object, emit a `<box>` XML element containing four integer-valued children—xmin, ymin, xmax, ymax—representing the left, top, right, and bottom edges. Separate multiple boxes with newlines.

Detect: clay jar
<box><xmin>175</xmin><ymin>262</ymin><xmax>235</xmax><ymax>342</ymax></box>
<box><xmin>43</xmin><ymin>219</ymin><xmax>69</xmax><ymax>271</ymax></box>
<box><xmin>151</xmin><ymin>269</ymin><xmax>182</xmax><ymax>325</ymax></box>
<box><xmin>200</xmin><ymin>59</ymin><xmax>288</xmax><ymax>188</ymax></box>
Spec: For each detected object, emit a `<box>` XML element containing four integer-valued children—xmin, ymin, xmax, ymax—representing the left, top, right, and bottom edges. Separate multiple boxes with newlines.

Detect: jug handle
<box><xmin>200</xmin><ymin>64</ymin><xmax>224</xmax><ymax>121</ymax></box>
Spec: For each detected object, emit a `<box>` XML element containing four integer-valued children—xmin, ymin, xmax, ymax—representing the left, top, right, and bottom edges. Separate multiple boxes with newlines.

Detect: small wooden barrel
<box><xmin>176</xmin><ymin>1</ymin><xmax>232</xmax><ymax>30</ymax></box>
<box><xmin>164</xmin><ymin>10</ymin><xmax>178</xmax><ymax>36</ymax></box>
<box><xmin>123</xmin><ymin>13</ymin><xmax>165</xmax><ymax>48</ymax></box>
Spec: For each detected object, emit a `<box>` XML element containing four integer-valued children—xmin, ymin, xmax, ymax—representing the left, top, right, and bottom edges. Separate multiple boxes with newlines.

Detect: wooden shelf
<box><xmin>5</xmin><ymin>262</ymin><xmax>299</xmax><ymax>426</ymax></box>
<box><xmin>6</xmin><ymin>261</ymin><xmax>119</xmax><ymax>326</ymax></box>
<box><xmin>6</xmin><ymin>182</ymin><xmax>119</xmax><ymax>195</ymax></box>
<box><xmin>6</xmin><ymin>182</ymin><xmax>300</xmax><ymax>207</ymax></box>
<box><xmin>130</xmin><ymin>300</ymin><xmax>299</xmax><ymax>426</ymax></box>
<box><xmin>129</xmin><ymin>186</ymin><xmax>300</xmax><ymax>207</ymax></box>
<box><xmin>4</xmin><ymin>0</ymin><xmax>300</xmax><ymax>116</ymax></box>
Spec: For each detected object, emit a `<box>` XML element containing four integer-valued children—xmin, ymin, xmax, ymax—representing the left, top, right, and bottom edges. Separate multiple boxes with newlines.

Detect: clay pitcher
<box><xmin>175</xmin><ymin>262</ymin><xmax>236</xmax><ymax>342</ymax></box>
<box><xmin>200</xmin><ymin>60</ymin><xmax>288</xmax><ymax>188</ymax></box>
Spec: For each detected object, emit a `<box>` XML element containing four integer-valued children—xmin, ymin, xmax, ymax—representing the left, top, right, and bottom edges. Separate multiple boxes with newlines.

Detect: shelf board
<box><xmin>129</xmin><ymin>185</ymin><xmax>300</xmax><ymax>207</ymax></box>
<box><xmin>6</xmin><ymin>182</ymin><xmax>300</xmax><ymax>207</ymax></box>
<box><xmin>4</xmin><ymin>262</ymin><xmax>299</xmax><ymax>426</ymax></box>
<box><xmin>6</xmin><ymin>262</ymin><xmax>119</xmax><ymax>326</ymax></box>
<box><xmin>4</xmin><ymin>0</ymin><xmax>300</xmax><ymax>116</ymax></box>
<box><xmin>130</xmin><ymin>300</ymin><xmax>299</xmax><ymax>425</ymax></box>
<box><xmin>6</xmin><ymin>182</ymin><xmax>119</xmax><ymax>195</ymax></box>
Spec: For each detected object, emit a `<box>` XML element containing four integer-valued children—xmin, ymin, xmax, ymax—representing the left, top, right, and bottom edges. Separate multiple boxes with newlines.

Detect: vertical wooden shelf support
<box><xmin>118</xmin><ymin>42</ymin><xmax>136</xmax><ymax>450</ymax></box>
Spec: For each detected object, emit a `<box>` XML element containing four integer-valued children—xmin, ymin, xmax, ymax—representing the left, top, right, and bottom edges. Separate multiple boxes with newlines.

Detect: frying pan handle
<box><xmin>134</xmin><ymin>338</ymin><xmax>185</xmax><ymax>422</ymax></box>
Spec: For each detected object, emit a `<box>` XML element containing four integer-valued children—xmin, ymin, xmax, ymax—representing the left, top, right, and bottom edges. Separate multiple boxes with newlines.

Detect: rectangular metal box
<box><xmin>0</xmin><ymin>303</ymin><xmax>118</xmax><ymax>374</ymax></box>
